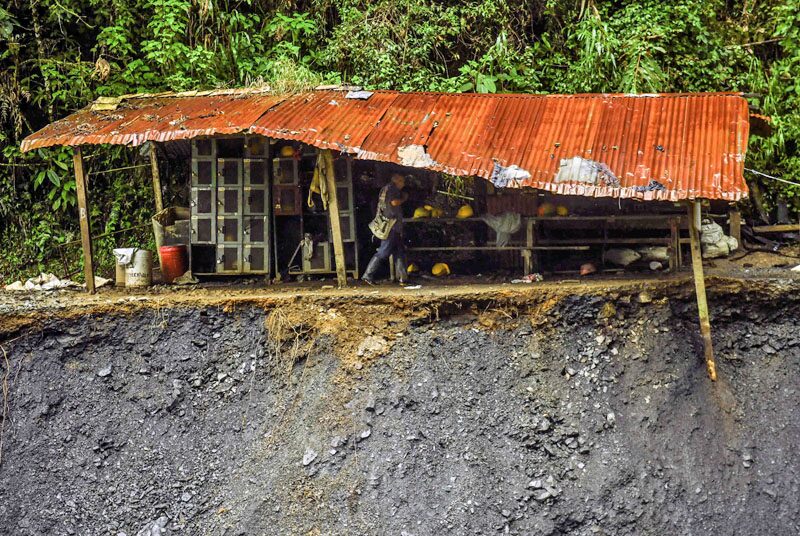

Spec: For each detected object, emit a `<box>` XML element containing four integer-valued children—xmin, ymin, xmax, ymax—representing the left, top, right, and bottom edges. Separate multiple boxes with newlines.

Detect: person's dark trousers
<box><xmin>362</xmin><ymin>226</ymin><xmax>407</xmax><ymax>283</ymax></box>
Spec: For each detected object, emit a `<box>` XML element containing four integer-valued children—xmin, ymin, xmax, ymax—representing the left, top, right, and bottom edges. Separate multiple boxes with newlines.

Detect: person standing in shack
<box><xmin>363</xmin><ymin>173</ymin><xmax>409</xmax><ymax>285</ymax></box>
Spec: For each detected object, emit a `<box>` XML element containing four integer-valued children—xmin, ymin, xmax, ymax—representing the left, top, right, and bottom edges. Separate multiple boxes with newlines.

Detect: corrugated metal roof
<box><xmin>20</xmin><ymin>88</ymin><xmax>750</xmax><ymax>201</ymax></box>
<box><xmin>21</xmin><ymin>89</ymin><xmax>287</xmax><ymax>149</ymax></box>
<box><xmin>249</xmin><ymin>90</ymin><xmax>398</xmax><ymax>152</ymax></box>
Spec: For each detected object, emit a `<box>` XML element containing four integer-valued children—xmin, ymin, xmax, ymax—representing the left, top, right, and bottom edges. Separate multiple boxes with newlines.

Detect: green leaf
<box><xmin>47</xmin><ymin>169</ymin><xmax>61</xmax><ymax>187</ymax></box>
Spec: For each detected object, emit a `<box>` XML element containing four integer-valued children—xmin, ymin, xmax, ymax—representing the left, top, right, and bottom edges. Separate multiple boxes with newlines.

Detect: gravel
<box><xmin>0</xmin><ymin>286</ymin><xmax>799</xmax><ymax>535</ymax></box>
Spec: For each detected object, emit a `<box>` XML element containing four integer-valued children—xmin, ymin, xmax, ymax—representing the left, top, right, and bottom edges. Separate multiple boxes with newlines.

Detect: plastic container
<box><xmin>125</xmin><ymin>249</ymin><xmax>153</xmax><ymax>287</ymax></box>
<box><xmin>159</xmin><ymin>245</ymin><xmax>188</xmax><ymax>284</ymax></box>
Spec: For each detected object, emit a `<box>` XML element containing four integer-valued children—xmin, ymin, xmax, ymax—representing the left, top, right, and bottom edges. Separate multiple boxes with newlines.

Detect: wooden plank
<box><xmin>408</xmin><ymin>246</ymin><xmax>590</xmax><ymax>251</ymax></box>
<box><xmin>73</xmin><ymin>147</ymin><xmax>96</xmax><ymax>294</ymax></box>
<box><xmin>150</xmin><ymin>143</ymin><xmax>164</xmax><ymax>213</ymax></box>
<box><xmin>728</xmin><ymin>209</ymin><xmax>741</xmax><ymax>247</ymax></box>
<box><xmin>525</xmin><ymin>218</ymin><xmax>536</xmax><ymax>274</ymax></box>
<box><xmin>669</xmin><ymin>217</ymin><xmax>679</xmax><ymax>271</ymax></box>
<box><xmin>752</xmin><ymin>223</ymin><xmax>800</xmax><ymax>233</ymax></box>
<box><xmin>322</xmin><ymin>150</ymin><xmax>347</xmax><ymax>287</ymax></box>
<box><xmin>688</xmin><ymin>201</ymin><xmax>717</xmax><ymax>381</ymax></box>
<box><xmin>536</xmin><ymin>237</ymin><xmax>671</xmax><ymax>246</ymax></box>
<box><xmin>402</xmin><ymin>217</ymin><xmax>482</xmax><ymax>223</ymax></box>
<box><xmin>403</xmin><ymin>214</ymin><xmax>686</xmax><ymax>223</ymax></box>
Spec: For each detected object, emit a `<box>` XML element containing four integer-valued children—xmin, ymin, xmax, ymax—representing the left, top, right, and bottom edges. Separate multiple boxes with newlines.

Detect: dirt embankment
<box><xmin>0</xmin><ymin>280</ymin><xmax>799</xmax><ymax>535</ymax></box>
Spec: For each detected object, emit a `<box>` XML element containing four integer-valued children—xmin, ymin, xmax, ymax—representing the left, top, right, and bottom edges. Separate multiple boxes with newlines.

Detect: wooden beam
<box><xmin>525</xmin><ymin>218</ymin><xmax>536</xmax><ymax>274</ymax></box>
<box><xmin>73</xmin><ymin>147</ymin><xmax>96</xmax><ymax>294</ymax></box>
<box><xmin>752</xmin><ymin>223</ymin><xmax>800</xmax><ymax>233</ymax></box>
<box><xmin>669</xmin><ymin>217</ymin><xmax>680</xmax><ymax>271</ymax></box>
<box><xmin>407</xmin><ymin>246</ymin><xmax>590</xmax><ymax>251</ymax></box>
<box><xmin>728</xmin><ymin>209</ymin><xmax>742</xmax><ymax>248</ymax></box>
<box><xmin>150</xmin><ymin>142</ymin><xmax>164</xmax><ymax>213</ymax></box>
<box><xmin>536</xmin><ymin>237</ymin><xmax>672</xmax><ymax>246</ymax></box>
<box><xmin>321</xmin><ymin>150</ymin><xmax>347</xmax><ymax>287</ymax></box>
<box><xmin>687</xmin><ymin>201</ymin><xmax>716</xmax><ymax>381</ymax></box>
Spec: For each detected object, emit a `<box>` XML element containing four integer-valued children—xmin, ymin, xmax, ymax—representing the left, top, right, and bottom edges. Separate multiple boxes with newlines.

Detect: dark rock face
<box><xmin>1</xmin><ymin>292</ymin><xmax>798</xmax><ymax>536</ymax></box>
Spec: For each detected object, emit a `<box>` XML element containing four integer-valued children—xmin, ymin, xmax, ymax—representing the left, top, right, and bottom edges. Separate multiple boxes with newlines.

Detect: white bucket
<box><xmin>125</xmin><ymin>249</ymin><xmax>152</xmax><ymax>287</ymax></box>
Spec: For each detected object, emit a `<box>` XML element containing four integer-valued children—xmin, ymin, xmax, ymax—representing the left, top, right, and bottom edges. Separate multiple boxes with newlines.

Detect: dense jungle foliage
<box><xmin>1</xmin><ymin>0</ymin><xmax>799</xmax><ymax>281</ymax></box>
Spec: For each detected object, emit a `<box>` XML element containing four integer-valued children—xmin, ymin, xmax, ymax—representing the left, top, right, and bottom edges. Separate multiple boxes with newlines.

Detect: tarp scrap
<box><xmin>397</xmin><ymin>145</ymin><xmax>437</xmax><ymax>168</ymax></box>
<box><xmin>555</xmin><ymin>157</ymin><xmax>620</xmax><ymax>187</ymax></box>
<box><xmin>490</xmin><ymin>161</ymin><xmax>531</xmax><ymax>188</ymax></box>
<box><xmin>345</xmin><ymin>90</ymin><xmax>374</xmax><ymax>100</ymax></box>
<box><xmin>634</xmin><ymin>179</ymin><xmax>667</xmax><ymax>192</ymax></box>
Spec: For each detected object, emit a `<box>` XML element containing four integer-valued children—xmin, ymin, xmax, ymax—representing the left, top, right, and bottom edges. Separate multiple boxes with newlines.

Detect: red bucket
<box><xmin>159</xmin><ymin>245</ymin><xmax>188</xmax><ymax>284</ymax></box>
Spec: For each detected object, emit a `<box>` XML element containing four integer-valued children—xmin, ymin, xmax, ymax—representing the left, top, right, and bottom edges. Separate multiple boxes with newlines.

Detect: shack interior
<box><xmin>150</xmin><ymin>134</ymin><xmax>737</xmax><ymax>283</ymax></box>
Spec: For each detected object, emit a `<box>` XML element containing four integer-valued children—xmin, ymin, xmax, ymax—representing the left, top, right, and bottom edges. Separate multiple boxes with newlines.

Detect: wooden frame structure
<box><xmin>71</xmin><ymin>143</ymin><xmax>353</xmax><ymax>292</ymax></box>
<box><xmin>71</xmin><ymin>146</ymin><xmax>721</xmax><ymax>380</ymax></box>
<box><xmin>401</xmin><ymin>214</ymin><xmax>685</xmax><ymax>275</ymax></box>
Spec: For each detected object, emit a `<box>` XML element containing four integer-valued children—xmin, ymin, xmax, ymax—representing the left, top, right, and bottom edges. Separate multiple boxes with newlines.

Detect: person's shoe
<box><xmin>362</xmin><ymin>256</ymin><xmax>382</xmax><ymax>285</ymax></box>
<box><xmin>398</xmin><ymin>279</ymin><xmax>409</xmax><ymax>286</ymax></box>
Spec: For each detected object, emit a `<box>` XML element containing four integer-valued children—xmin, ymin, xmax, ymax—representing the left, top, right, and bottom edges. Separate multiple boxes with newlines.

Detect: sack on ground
<box><xmin>700</xmin><ymin>219</ymin><xmax>724</xmax><ymax>245</ymax></box>
<box><xmin>603</xmin><ymin>248</ymin><xmax>641</xmax><ymax>266</ymax></box>
<box><xmin>637</xmin><ymin>246</ymin><xmax>669</xmax><ymax>262</ymax></box>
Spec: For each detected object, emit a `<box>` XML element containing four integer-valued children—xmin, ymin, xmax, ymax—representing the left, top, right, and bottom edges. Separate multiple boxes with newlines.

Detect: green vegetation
<box><xmin>1</xmin><ymin>0</ymin><xmax>798</xmax><ymax>282</ymax></box>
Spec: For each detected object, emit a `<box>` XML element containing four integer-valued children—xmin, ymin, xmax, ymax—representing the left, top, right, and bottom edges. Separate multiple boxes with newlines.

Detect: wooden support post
<box><xmin>73</xmin><ymin>147</ymin><xmax>96</xmax><ymax>294</ymax></box>
<box><xmin>150</xmin><ymin>142</ymin><xmax>164</xmax><ymax>213</ymax></box>
<box><xmin>322</xmin><ymin>150</ymin><xmax>347</xmax><ymax>287</ymax></box>
<box><xmin>669</xmin><ymin>217</ymin><xmax>679</xmax><ymax>271</ymax></box>
<box><xmin>524</xmin><ymin>218</ymin><xmax>537</xmax><ymax>274</ymax></box>
<box><xmin>729</xmin><ymin>208</ymin><xmax>741</xmax><ymax>250</ymax></box>
<box><xmin>687</xmin><ymin>201</ymin><xmax>717</xmax><ymax>381</ymax></box>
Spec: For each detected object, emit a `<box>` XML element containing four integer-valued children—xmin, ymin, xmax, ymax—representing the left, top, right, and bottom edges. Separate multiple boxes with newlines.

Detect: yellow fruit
<box><xmin>556</xmin><ymin>205</ymin><xmax>569</xmax><ymax>217</ymax></box>
<box><xmin>432</xmin><ymin>263</ymin><xmax>451</xmax><ymax>276</ymax></box>
<box><xmin>456</xmin><ymin>205</ymin><xmax>474</xmax><ymax>219</ymax></box>
<box><xmin>430</xmin><ymin>207</ymin><xmax>444</xmax><ymax>218</ymax></box>
<box><xmin>407</xmin><ymin>263</ymin><xmax>419</xmax><ymax>273</ymax></box>
<box><xmin>279</xmin><ymin>146</ymin><xmax>295</xmax><ymax>157</ymax></box>
<box><xmin>423</xmin><ymin>204</ymin><xmax>434</xmax><ymax>211</ymax></box>
<box><xmin>413</xmin><ymin>207</ymin><xmax>431</xmax><ymax>218</ymax></box>
<box><xmin>537</xmin><ymin>202</ymin><xmax>556</xmax><ymax>217</ymax></box>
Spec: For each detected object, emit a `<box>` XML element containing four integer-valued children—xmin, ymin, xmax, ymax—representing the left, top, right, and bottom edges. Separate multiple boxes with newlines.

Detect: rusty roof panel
<box><xmin>357</xmin><ymin>92</ymin><xmax>441</xmax><ymax>162</ymax></box>
<box><xmin>20</xmin><ymin>93</ymin><xmax>287</xmax><ymax>151</ymax></box>
<box><xmin>355</xmin><ymin>92</ymin><xmax>749</xmax><ymax>201</ymax></box>
<box><xmin>20</xmin><ymin>89</ymin><xmax>750</xmax><ymax>201</ymax></box>
<box><xmin>249</xmin><ymin>91</ymin><xmax>398</xmax><ymax>152</ymax></box>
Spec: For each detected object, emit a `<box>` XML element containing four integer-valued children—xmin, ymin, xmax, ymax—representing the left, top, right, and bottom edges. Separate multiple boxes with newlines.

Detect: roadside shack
<box><xmin>21</xmin><ymin>88</ymin><xmax>753</xmax><ymax>380</ymax></box>
<box><xmin>20</xmin><ymin>88</ymin><xmax>751</xmax><ymax>282</ymax></box>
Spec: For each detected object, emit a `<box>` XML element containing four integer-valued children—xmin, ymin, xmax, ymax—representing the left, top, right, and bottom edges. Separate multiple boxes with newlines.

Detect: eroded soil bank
<box><xmin>0</xmin><ymin>281</ymin><xmax>799</xmax><ymax>535</ymax></box>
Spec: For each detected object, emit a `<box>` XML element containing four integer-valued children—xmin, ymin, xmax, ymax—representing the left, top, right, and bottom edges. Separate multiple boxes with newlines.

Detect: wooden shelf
<box><xmin>403</xmin><ymin>217</ymin><xmax>482</xmax><ymax>223</ymax></box>
<box><xmin>536</xmin><ymin>237</ymin><xmax>671</xmax><ymax>246</ymax></box>
<box><xmin>404</xmin><ymin>214</ymin><xmax>685</xmax><ymax>224</ymax></box>
<box><xmin>408</xmin><ymin>246</ymin><xmax>590</xmax><ymax>251</ymax></box>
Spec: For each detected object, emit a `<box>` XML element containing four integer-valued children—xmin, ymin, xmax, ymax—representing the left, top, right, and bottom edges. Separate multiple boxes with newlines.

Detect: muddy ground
<box><xmin>0</xmin><ymin>278</ymin><xmax>798</xmax><ymax>535</ymax></box>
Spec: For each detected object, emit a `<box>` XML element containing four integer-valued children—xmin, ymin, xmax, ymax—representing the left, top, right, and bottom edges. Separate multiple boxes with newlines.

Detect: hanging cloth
<box><xmin>480</xmin><ymin>212</ymin><xmax>522</xmax><ymax>247</ymax></box>
<box><xmin>308</xmin><ymin>149</ymin><xmax>335</xmax><ymax>209</ymax></box>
